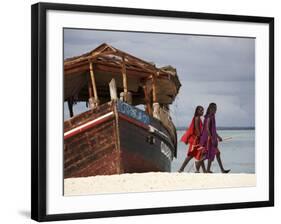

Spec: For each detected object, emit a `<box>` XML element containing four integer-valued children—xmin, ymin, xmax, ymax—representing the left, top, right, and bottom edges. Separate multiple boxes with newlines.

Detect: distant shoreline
<box><xmin>176</xmin><ymin>127</ymin><xmax>255</xmax><ymax>131</ymax></box>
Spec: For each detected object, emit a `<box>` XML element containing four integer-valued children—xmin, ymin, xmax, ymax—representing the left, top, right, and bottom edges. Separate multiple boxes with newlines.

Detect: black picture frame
<box><xmin>31</xmin><ymin>2</ymin><xmax>274</xmax><ymax>222</ymax></box>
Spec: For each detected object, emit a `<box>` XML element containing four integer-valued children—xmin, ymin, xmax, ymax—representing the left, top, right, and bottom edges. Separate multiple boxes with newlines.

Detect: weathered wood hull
<box><xmin>64</xmin><ymin>100</ymin><xmax>176</xmax><ymax>178</ymax></box>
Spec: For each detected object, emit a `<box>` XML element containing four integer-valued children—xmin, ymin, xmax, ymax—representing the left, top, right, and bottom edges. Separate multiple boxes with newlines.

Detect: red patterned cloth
<box><xmin>180</xmin><ymin>117</ymin><xmax>204</xmax><ymax>160</ymax></box>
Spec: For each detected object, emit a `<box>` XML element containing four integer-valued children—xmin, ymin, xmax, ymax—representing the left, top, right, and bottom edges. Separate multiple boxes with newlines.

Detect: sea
<box><xmin>171</xmin><ymin>129</ymin><xmax>255</xmax><ymax>173</ymax></box>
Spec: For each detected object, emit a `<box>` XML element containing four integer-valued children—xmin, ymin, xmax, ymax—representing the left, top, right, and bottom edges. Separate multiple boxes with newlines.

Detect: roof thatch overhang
<box><xmin>64</xmin><ymin>43</ymin><xmax>181</xmax><ymax>105</ymax></box>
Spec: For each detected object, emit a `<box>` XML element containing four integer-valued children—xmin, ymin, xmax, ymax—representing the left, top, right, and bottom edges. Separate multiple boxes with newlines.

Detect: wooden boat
<box><xmin>64</xmin><ymin>43</ymin><xmax>181</xmax><ymax>178</ymax></box>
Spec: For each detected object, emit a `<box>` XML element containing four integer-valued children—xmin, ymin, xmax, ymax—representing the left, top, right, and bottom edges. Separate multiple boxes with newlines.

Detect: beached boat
<box><xmin>64</xmin><ymin>43</ymin><xmax>181</xmax><ymax>178</ymax></box>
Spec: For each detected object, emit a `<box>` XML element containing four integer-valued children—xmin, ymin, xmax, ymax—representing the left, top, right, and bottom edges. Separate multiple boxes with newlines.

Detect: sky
<box><xmin>64</xmin><ymin>28</ymin><xmax>255</xmax><ymax>128</ymax></box>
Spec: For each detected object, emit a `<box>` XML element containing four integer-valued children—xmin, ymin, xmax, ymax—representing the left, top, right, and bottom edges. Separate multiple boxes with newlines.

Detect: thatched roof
<box><xmin>64</xmin><ymin>43</ymin><xmax>181</xmax><ymax>105</ymax></box>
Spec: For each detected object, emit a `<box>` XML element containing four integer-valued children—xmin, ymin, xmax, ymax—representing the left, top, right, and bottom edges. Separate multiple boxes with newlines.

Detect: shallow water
<box><xmin>171</xmin><ymin>130</ymin><xmax>255</xmax><ymax>173</ymax></box>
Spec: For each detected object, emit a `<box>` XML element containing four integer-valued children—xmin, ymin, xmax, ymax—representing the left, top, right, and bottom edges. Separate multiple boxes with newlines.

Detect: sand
<box><xmin>64</xmin><ymin>172</ymin><xmax>256</xmax><ymax>196</ymax></box>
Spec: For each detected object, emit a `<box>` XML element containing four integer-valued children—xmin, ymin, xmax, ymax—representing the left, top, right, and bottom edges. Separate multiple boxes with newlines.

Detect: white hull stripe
<box><xmin>64</xmin><ymin>112</ymin><xmax>114</xmax><ymax>140</ymax></box>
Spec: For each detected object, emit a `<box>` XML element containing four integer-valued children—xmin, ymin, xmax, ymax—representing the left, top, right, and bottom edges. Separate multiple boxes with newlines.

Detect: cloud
<box><xmin>170</xmin><ymin>79</ymin><xmax>255</xmax><ymax>127</ymax></box>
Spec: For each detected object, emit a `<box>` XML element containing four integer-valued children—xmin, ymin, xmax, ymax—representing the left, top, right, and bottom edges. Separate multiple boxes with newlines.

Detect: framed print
<box><xmin>31</xmin><ymin>2</ymin><xmax>274</xmax><ymax>222</ymax></box>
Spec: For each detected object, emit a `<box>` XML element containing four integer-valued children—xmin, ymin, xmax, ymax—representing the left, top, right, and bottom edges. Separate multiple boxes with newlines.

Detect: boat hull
<box><xmin>64</xmin><ymin>100</ymin><xmax>176</xmax><ymax>178</ymax></box>
<box><xmin>119</xmin><ymin>115</ymin><xmax>171</xmax><ymax>173</ymax></box>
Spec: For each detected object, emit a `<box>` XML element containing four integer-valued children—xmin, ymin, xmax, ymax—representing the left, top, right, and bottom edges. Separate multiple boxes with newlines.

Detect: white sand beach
<box><xmin>64</xmin><ymin>172</ymin><xmax>256</xmax><ymax>196</ymax></box>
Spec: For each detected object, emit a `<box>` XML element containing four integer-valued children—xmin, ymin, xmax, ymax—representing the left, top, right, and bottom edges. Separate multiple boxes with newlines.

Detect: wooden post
<box><xmin>121</xmin><ymin>56</ymin><xmax>128</xmax><ymax>102</ymax></box>
<box><xmin>152</xmin><ymin>71</ymin><xmax>160</xmax><ymax>119</ymax></box>
<box><xmin>89</xmin><ymin>62</ymin><xmax>99</xmax><ymax>107</ymax></box>
<box><xmin>88</xmin><ymin>81</ymin><xmax>93</xmax><ymax>98</ymax></box>
<box><xmin>143</xmin><ymin>84</ymin><xmax>152</xmax><ymax>115</ymax></box>
<box><xmin>109</xmin><ymin>78</ymin><xmax>118</xmax><ymax>100</ymax></box>
<box><xmin>88</xmin><ymin>81</ymin><xmax>95</xmax><ymax>109</ymax></box>
<box><xmin>152</xmin><ymin>72</ymin><xmax>158</xmax><ymax>103</ymax></box>
<box><xmin>67</xmin><ymin>99</ymin><xmax>74</xmax><ymax>117</ymax></box>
